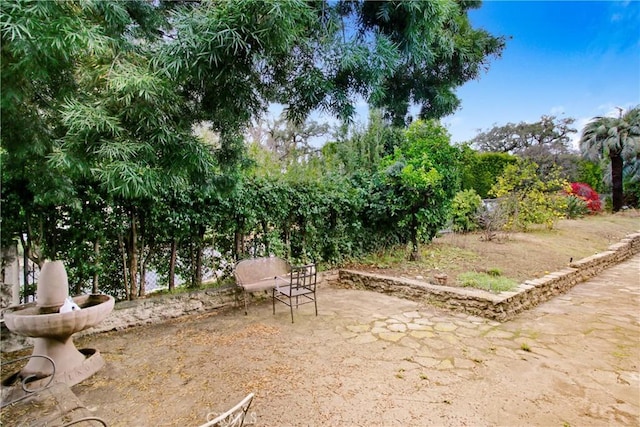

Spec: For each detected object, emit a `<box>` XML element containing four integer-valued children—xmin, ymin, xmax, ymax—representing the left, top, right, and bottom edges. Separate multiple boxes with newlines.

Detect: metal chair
<box><xmin>1</xmin><ymin>355</ymin><xmax>108</xmax><ymax>426</ymax></box>
<box><xmin>1</xmin><ymin>355</ymin><xmax>56</xmax><ymax>408</ymax></box>
<box><xmin>272</xmin><ymin>263</ymin><xmax>318</xmax><ymax>323</ymax></box>
<box><xmin>199</xmin><ymin>393</ymin><xmax>255</xmax><ymax>427</ymax></box>
<box><xmin>62</xmin><ymin>417</ymin><xmax>108</xmax><ymax>426</ymax></box>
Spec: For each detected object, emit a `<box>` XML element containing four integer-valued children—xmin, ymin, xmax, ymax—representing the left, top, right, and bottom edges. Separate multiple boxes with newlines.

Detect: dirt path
<box><xmin>66</xmin><ymin>256</ymin><xmax>640</xmax><ymax>426</ymax></box>
<box><xmin>64</xmin><ymin>254</ymin><xmax>640</xmax><ymax>426</ymax></box>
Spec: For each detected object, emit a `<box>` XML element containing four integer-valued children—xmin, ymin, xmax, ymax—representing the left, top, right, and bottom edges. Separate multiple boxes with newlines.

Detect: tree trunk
<box><xmin>169</xmin><ymin>238</ymin><xmax>177</xmax><ymax>291</ymax></box>
<box><xmin>194</xmin><ymin>244</ymin><xmax>203</xmax><ymax>287</ymax></box>
<box><xmin>196</xmin><ymin>225</ymin><xmax>205</xmax><ymax>285</ymax></box>
<box><xmin>611</xmin><ymin>153</ymin><xmax>624</xmax><ymax>212</ymax></box>
<box><xmin>138</xmin><ymin>231</ymin><xmax>149</xmax><ymax>297</ymax></box>
<box><xmin>128</xmin><ymin>211</ymin><xmax>138</xmax><ymax>300</ymax></box>
<box><xmin>234</xmin><ymin>230</ymin><xmax>244</xmax><ymax>260</ymax></box>
<box><xmin>118</xmin><ymin>234</ymin><xmax>130</xmax><ymax>301</ymax></box>
<box><xmin>409</xmin><ymin>216</ymin><xmax>421</xmax><ymax>261</ymax></box>
<box><xmin>22</xmin><ymin>244</ymin><xmax>29</xmax><ymax>302</ymax></box>
<box><xmin>139</xmin><ymin>256</ymin><xmax>148</xmax><ymax>298</ymax></box>
<box><xmin>74</xmin><ymin>272</ymin><xmax>82</xmax><ymax>295</ymax></box>
<box><xmin>262</xmin><ymin>221</ymin><xmax>269</xmax><ymax>255</ymax></box>
<box><xmin>189</xmin><ymin>240</ymin><xmax>196</xmax><ymax>287</ymax></box>
<box><xmin>22</xmin><ymin>220</ymin><xmax>43</xmax><ymax>268</ymax></box>
<box><xmin>92</xmin><ymin>240</ymin><xmax>100</xmax><ymax>294</ymax></box>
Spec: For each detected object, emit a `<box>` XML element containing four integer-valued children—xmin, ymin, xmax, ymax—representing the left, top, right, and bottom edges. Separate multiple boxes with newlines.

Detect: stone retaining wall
<box><xmin>1</xmin><ymin>286</ymin><xmax>239</xmax><ymax>353</ymax></box>
<box><xmin>2</xmin><ymin>233</ymin><xmax>638</xmax><ymax>352</ymax></box>
<box><xmin>338</xmin><ymin>232</ymin><xmax>640</xmax><ymax>322</ymax></box>
<box><xmin>2</xmin><ymin>272</ymin><xmax>334</xmax><ymax>353</ymax></box>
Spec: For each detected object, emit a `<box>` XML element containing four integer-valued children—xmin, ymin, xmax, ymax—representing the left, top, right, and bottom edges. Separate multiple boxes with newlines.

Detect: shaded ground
<box><xmin>2</xmin><ymin>214</ymin><xmax>639</xmax><ymax>426</ymax></box>
<box><xmin>45</xmin><ymin>254</ymin><xmax>640</xmax><ymax>426</ymax></box>
<box><xmin>345</xmin><ymin>212</ymin><xmax>640</xmax><ymax>285</ymax></box>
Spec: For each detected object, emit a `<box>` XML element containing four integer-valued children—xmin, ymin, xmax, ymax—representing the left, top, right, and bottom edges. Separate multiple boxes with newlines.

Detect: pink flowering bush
<box><xmin>567</xmin><ymin>182</ymin><xmax>602</xmax><ymax>213</ymax></box>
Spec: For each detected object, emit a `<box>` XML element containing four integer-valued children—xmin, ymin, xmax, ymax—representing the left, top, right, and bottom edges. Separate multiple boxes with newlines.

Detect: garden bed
<box><xmin>338</xmin><ymin>231</ymin><xmax>640</xmax><ymax>321</ymax></box>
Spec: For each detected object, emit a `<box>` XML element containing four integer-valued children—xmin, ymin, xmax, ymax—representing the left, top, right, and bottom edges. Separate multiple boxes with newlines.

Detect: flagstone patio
<box><xmin>4</xmin><ymin>254</ymin><xmax>639</xmax><ymax>426</ymax></box>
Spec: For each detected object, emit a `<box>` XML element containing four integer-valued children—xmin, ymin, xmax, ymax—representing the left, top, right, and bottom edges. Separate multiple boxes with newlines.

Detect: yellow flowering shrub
<box><xmin>490</xmin><ymin>160</ymin><xmax>570</xmax><ymax>231</ymax></box>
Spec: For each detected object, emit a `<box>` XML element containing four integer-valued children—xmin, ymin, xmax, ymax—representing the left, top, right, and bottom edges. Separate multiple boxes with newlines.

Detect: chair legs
<box><xmin>289</xmin><ymin>300</ymin><xmax>294</xmax><ymax>323</ymax></box>
<box><xmin>272</xmin><ymin>289</ymin><xmax>295</xmax><ymax>323</ymax></box>
<box><xmin>314</xmin><ymin>294</ymin><xmax>318</xmax><ymax>316</ymax></box>
<box><xmin>273</xmin><ymin>292</ymin><xmax>316</xmax><ymax>323</ymax></box>
<box><xmin>243</xmin><ymin>290</ymin><xmax>248</xmax><ymax>315</ymax></box>
<box><xmin>272</xmin><ymin>263</ymin><xmax>318</xmax><ymax>323</ymax></box>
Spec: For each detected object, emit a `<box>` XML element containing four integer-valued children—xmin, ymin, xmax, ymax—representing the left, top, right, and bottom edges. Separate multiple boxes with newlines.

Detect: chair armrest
<box><xmin>274</xmin><ymin>275</ymin><xmax>292</xmax><ymax>288</ymax></box>
<box><xmin>198</xmin><ymin>393</ymin><xmax>254</xmax><ymax>427</ymax></box>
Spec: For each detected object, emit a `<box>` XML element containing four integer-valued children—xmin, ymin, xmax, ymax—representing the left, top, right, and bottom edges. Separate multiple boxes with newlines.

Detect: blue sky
<box><xmin>276</xmin><ymin>1</ymin><xmax>640</xmax><ymax>148</ymax></box>
<box><xmin>440</xmin><ymin>0</ymin><xmax>640</xmax><ymax>148</ymax></box>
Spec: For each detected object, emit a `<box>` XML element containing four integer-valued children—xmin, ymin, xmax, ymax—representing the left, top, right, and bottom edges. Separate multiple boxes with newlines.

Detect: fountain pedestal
<box><xmin>24</xmin><ymin>337</ymin><xmax>86</xmax><ymax>377</ymax></box>
<box><xmin>2</xmin><ymin>261</ymin><xmax>114</xmax><ymax>388</ymax></box>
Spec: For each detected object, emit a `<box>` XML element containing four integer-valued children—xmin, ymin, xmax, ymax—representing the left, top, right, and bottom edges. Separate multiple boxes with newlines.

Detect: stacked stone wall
<box><xmin>1</xmin><ymin>287</ymin><xmax>239</xmax><ymax>353</ymax></box>
<box><xmin>2</xmin><ymin>233</ymin><xmax>638</xmax><ymax>352</ymax></box>
<box><xmin>338</xmin><ymin>232</ymin><xmax>640</xmax><ymax>322</ymax></box>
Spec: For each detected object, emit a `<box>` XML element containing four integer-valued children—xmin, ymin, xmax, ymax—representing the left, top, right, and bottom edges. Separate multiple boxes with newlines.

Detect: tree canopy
<box><xmin>472</xmin><ymin>116</ymin><xmax>576</xmax><ymax>154</ymax></box>
<box><xmin>1</xmin><ymin>0</ymin><xmax>506</xmax><ymax>297</ymax></box>
<box><xmin>470</xmin><ymin>115</ymin><xmax>579</xmax><ymax>180</ymax></box>
<box><xmin>156</xmin><ymin>0</ymin><xmax>505</xmax><ymax>129</ymax></box>
<box><xmin>373</xmin><ymin>120</ymin><xmax>460</xmax><ymax>259</ymax></box>
<box><xmin>579</xmin><ymin>106</ymin><xmax>640</xmax><ymax>211</ymax></box>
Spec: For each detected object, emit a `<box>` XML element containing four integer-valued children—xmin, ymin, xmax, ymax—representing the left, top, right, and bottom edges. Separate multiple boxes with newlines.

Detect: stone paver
<box><xmin>59</xmin><ymin>254</ymin><xmax>640</xmax><ymax>426</ymax></box>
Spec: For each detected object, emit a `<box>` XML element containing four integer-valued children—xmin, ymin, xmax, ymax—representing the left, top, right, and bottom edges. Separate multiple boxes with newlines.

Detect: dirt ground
<box><xmin>346</xmin><ymin>212</ymin><xmax>640</xmax><ymax>285</ymax></box>
<box><xmin>65</xmin><ymin>254</ymin><xmax>640</xmax><ymax>426</ymax></box>
<box><xmin>2</xmin><ymin>213</ymin><xmax>639</xmax><ymax>426</ymax></box>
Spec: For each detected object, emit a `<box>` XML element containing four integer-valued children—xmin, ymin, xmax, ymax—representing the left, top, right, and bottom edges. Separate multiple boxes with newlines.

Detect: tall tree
<box><xmin>323</xmin><ymin>109</ymin><xmax>404</xmax><ymax>175</ymax></box>
<box><xmin>159</xmin><ymin>0</ymin><xmax>505</xmax><ymax>131</ymax></box>
<box><xmin>473</xmin><ymin>115</ymin><xmax>576</xmax><ymax>154</ymax></box>
<box><xmin>2</xmin><ymin>0</ymin><xmax>506</xmax><ymax>296</ymax></box>
<box><xmin>1</xmin><ymin>0</ymin><xmax>92</xmax><ymax>265</ymax></box>
<box><xmin>373</xmin><ymin>120</ymin><xmax>460</xmax><ymax>260</ymax></box>
<box><xmin>471</xmin><ymin>115</ymin><xmax>578</xmax><ymax>178</ymax></box>
<box><xmin>246</xmin><ymin>115</ymin><xmax>329</xmax><ymax>168</ymax></box>
<box><xmin>352</xmin><ymin>1</ymin><xmax>505</xmax><ymax>125</ymax></box>
<box><xmin>1</xmin><ymin>1</ymin><xmax>216</xmax><ymax>298</ymax></box>
<box><xmin>579</xmin><ymin>106</ymin><xmax>640</xmax><ymax>212</ymax></box>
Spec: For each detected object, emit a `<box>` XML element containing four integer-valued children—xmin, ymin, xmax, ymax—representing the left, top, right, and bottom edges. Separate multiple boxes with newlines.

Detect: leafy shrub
<box><xmin>624</xmin><ymin>179</ymin><xmax>640</xmax><ymax>208</ymax></box>
<box><xmin>374</xmin><ymin>120</ymin><xmax>461</xmax><ymax>260</ymax></box>
<box><xmin>490</xmin><ymin>161</ymin><xmax>570</xmax><ymax>231</ymax></box>
<box><xmin>476</xmin><ymin>201</ymin><xmax>507</xmax><ymax>241</ymax></box>
<box><xmin>459</xmin><ymin>149</ymin><xmax>518</xmax><ymax>198</ymax></box>
<box><xmin>566</xmin><ymin>182</ymin><xmax>602</xmax><ymax>213</ymax></box>
<box><xmin>451</xmin><ymin>189</ymin><xmax>482</xmax><ymax>232</ymax></box>
<box><xmin>565</xmin><ymin>195</ymin><xmax>590</xmax><ymax>219</ymax></box>
<box><xmin>576</xmin><ymin>159</ymin><xmax>603</xmax><ymax>193</ymax></box>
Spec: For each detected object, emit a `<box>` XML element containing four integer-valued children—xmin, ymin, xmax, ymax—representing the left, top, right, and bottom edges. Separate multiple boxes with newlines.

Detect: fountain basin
<box><xmin>3</xmin><ymin>294</ymin><xmax>115</xmax><ymax>339</ymax></box>
<box><xmin>3</xmin><ymin>293</ymin><xmax>115</xmax><ymax>387</ymax></box>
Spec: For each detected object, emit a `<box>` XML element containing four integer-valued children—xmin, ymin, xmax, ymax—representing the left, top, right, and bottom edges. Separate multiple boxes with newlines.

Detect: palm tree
<box><xmin>579</xmin><ymin>106</ymin><xmax>640</xmax><ymax>211</ymax></box>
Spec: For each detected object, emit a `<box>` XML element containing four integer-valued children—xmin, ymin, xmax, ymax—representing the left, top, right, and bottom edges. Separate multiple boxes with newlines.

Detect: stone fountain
<box><xmin>2</xmin><ymin>260</ymin><xmax>114</xmax><ymax>389</ymax></box>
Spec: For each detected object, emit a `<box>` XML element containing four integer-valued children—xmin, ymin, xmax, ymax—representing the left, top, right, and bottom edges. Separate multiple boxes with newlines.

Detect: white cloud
<box><xmin>597</xmin><ymin>102</ymin><xmax>637</xmax><ymax>118</ymax></box>
<box><xmin>550</xmin><ymin>105</ymin><xmax>565</xmax><ymax>115</ymax></box>
<box><xmin>571</xmin><ymin>117</ymin><xmax>592</xmax><ymax>151</ymax></box>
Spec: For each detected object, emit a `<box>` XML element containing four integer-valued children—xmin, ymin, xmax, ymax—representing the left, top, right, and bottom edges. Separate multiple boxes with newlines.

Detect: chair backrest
<box><xmin>291</xmin><ymin>263</ymin><xmax>317</xmax><ymax>289</ymax></box>
<box><xmin>199</xmin><ymin>393</ymin><xmax>254</xmax><ymax>427</ymax></box>
<box><xmin>234</xmin><ymin>257</ymin><xmax>290</xmax><ymax>285</ymax></box>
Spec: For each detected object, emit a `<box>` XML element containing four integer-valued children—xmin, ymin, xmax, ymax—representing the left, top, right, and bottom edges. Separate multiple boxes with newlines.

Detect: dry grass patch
<box><xmin>346</xmin><ymin>211</ymin><xmax>639</xmax><ymax>286</ymax></box>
